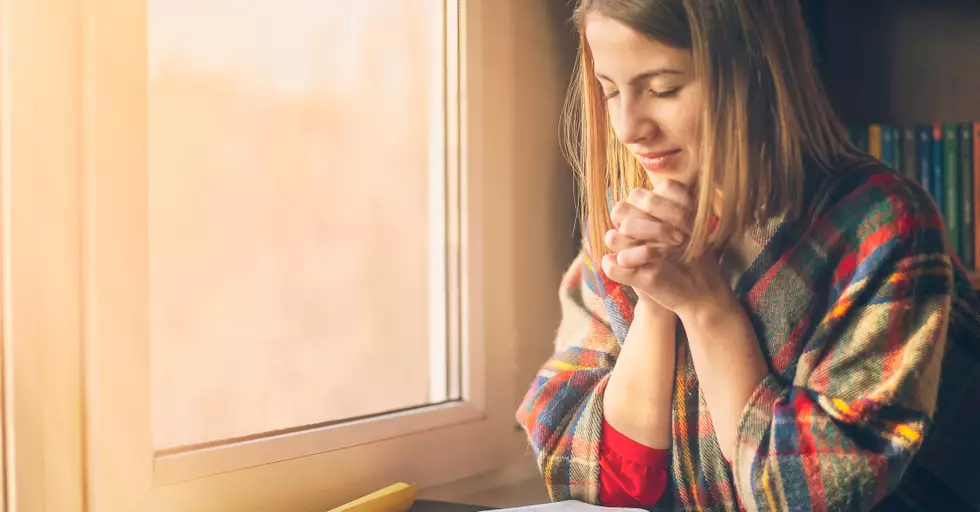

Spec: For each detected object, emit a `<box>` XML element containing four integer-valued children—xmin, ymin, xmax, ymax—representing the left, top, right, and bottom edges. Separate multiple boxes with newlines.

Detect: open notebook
<box><xmin>494</xmin><ymin>501</ymin><xmax>645</xmax><ymax>512</ymax></box>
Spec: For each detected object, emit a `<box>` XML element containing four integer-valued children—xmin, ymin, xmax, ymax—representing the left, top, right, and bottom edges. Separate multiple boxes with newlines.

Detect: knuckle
<box><xmin>604</xmin><ymin>229</ymin><xmax>617</xmax><ymax>247</ymax></box>
<box><xmin>620</xmin><ymin>248</ymin><xmax>638</xmax><ymax>266</ymax></box>
<box><xmin>619</xmin><ymin>218</ymin><xmax>633</xmax><ymax>235</ymax></box>
<box><xmin>620</xmin><ymin>218</ymin><xmax>641</xmax><ymax>237</ymax></box>
<box><xmin>601</xmin><ymin>256</ymin><xmax>616</xmax><ymax>277</ymax></box>
<box><xmin>610</xmin><ymin>201</ymin><xmax>624</xmax><ymax>218</ymax></box>
<box><xmin>641</xmin><ymin>194</ymin><xmax>658</xmax><ymax>215</ymax></box>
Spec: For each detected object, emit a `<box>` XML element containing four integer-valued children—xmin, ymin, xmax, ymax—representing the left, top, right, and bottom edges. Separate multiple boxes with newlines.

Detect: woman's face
<box><xmin>585</xmin><ymin>14</ymin><xmax>702</xmax><ymax>188</ymax></box>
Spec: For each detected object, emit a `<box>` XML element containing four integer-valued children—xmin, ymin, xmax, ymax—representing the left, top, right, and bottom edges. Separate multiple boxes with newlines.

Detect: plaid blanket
<box><xmin>516</xmin><ymin>166</ymin><xmax>980</xmax><ymax>511</ymax></box>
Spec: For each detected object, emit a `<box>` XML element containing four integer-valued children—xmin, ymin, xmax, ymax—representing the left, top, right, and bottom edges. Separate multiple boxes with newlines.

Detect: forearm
<box><xmin>603</xmin><ymin>300</ymin><xmax>677</xmax><ymax>449</ymax></box>
<box><xmin>678</xmin><ymin>293</ymin><xmax>768</xmax><ymax>460</ymax></box>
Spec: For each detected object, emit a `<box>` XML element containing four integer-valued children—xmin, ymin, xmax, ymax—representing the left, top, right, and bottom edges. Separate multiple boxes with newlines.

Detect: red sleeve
<box><xmin>598</xmin><ymin>419</ymin><xmax>670</xmax><ymax>508</ymax></box>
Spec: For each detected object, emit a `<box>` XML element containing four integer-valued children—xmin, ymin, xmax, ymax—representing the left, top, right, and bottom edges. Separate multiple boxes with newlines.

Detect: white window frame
<box><xmin>1</xmin><ymin>0</ymin><xmax>528</xmax><ymax>509</ymax></box>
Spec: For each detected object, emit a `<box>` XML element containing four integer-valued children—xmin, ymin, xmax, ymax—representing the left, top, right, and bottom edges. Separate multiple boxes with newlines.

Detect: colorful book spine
<box><xmin>869</xmin><ymin>123</ymin><xmax>883</xmax><ymax>160</ymax></box>
<box><xmin>961</xmin><ymin>123</ymin><xmax>974</xmax><ymax>269</ymax></box>
<box><xmin>932</xmin><ymin>123</ymin><xmax>945</xmax><ymax>215</ymax></box>
<box><xmin>916</xmin><ymin>124</ymin><xmax>933</xmax><ymax>198</ymax></box>
<box><xmin>902</xmin><ymin>127</ymin><xmax>917</xmax><ymax>182</ymax></box>
<box><xmin>944</xmin><ymin>123</ymin><xmax>959</xmax><ymax>257</ymax></box>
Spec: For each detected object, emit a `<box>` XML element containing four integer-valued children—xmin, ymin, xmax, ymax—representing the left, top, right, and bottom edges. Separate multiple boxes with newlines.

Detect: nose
<box><xmin>612</xmin><ymin>94</ymin><xmax>658</xmax><ymax>145</ymax></box>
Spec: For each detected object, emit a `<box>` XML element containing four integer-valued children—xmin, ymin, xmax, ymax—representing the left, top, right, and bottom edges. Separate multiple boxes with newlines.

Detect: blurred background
<box><xmin>2</xmin><ymin>0</ymin><xmax>978</xmax><ymax>510</ymax></box>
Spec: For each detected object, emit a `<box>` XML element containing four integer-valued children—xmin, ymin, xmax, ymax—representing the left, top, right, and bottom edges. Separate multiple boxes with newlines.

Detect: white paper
<box><xmin>493</xmin><ymin>500</ymin><xmax>646</xmax><ymax>512</ymax></box>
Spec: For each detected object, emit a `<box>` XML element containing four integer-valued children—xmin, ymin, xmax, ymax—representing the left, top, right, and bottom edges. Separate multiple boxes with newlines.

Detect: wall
<box><xmin>508</xmin><ymin>0</ymin><xmax>579</xmax><ymax>437</ymax></box>
<box><xmin>818</xmin><ymin>0</ymin><xmax>980</xmax><ymax>125</ymax></box>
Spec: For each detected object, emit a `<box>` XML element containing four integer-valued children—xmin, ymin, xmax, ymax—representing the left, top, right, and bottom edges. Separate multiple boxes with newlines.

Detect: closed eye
<box><xmin>603</xmin><ymin>87</ymin><xmax>680</xmax><ymax>102</ymax></box>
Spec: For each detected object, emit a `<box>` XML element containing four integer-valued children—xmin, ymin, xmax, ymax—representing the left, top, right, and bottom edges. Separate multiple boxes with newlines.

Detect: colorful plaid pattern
<box><xmin>516</xmin><ymin>166</ymin><xmax>980</xmax><ymax>511</ymax></box>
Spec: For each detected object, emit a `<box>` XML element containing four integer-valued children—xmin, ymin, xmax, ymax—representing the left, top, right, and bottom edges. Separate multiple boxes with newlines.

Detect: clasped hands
<box><xmin>600</xmin><ymin>179</ymin><xmax>728</xmax><ymax>318</ymax></box>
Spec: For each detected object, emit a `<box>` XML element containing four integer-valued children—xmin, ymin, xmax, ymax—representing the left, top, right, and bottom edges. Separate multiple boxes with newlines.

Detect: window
<box><xmin>3</xmin><ymin>0</ymin><xmax>530</xmax><ymax>509</ymax></box>
<box><xmin>147</xmin><ymin>0</ymin><xmax>460</xmax><ymax>452</ymax></box>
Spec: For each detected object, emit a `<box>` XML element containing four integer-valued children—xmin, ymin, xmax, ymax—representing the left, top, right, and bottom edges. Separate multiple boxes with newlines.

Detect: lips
<box><xmin>636</xmin><ymin>149</ymin><xmax>682</xmax><ymax>173</ymax></box>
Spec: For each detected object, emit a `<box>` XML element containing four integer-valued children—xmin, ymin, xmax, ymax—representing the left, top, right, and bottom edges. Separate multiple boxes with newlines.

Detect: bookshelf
<box><xmin>801</xmin><ymin>0</ymin><xmax>980</xmax><ymax>288</ymax></box>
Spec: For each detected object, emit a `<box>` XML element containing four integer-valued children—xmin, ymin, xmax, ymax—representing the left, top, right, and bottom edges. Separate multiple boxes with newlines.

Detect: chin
<box><xmin>646</xmin><ymin>170</ymin><xmax>697</xmax><ymax>189</ymax></box>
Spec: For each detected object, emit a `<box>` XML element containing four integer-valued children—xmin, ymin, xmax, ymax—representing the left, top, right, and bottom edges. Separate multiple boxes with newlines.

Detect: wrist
<box><xmin>676</xmin><ymin>288</ymin><xmax>742</xmax><ymax>333</ymax></box>
<box><xmin>636</xmin><ymin>296</ymin><xmax>675</xmax><ymax>319</ymax></box>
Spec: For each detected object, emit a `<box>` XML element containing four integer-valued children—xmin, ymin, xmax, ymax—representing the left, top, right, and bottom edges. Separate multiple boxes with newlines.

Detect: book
<box><xmin>496</xmin><ymin>502</ymin><xmax>645</xmax><ymax>512</ymax></box>
<box><xmin>944</xmin><ymin>123</ymin><xmax>959</xmax><ymax>257</ymax></box>
<box><xmin>892</xmin><ymin>125</ymin><xmax>903</xmax><ymax>175</ymax></box>
<box><xmin>902</xmin><ymin>127</ymin><xmax>917</xmax><ymax>182</ymax></box>
<box><xmin>882</xmin><ymin>124</ymin><xmax>894</xmax><ymax>168</ymax></box>
<box><xmin>961</xmin><ymin>123</ymin><xmax>974</xmax><ymax>269</ymax></box>
<box><xmin>331</xmin><ymin>483</ymin><xmax>416</xmax><ymax>512</ymax></box>
<box><xmin>916</xmin><ymin>124</ymin><xmax>933</xmax><ymax>198</ymax></box>
<box><xmin>869</xmin><ymin>123</ymin><xmax>883</xmax><ymax>160</ymax></box>
<box><xmin>975</xmin><ymin>122</ymin><xmax>980</xmax><ymax>271</ymax></box>
<box><xmin>932</xmin><ymin>123</ymin><xmax>945</xmax><ymax>216</ymax></box>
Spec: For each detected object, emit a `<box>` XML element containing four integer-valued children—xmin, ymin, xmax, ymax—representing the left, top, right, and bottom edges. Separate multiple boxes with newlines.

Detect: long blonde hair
<box><xmin>563</xmin><ymin>0</ymin><xmax>861</xmax><ymax>261</ymax></box>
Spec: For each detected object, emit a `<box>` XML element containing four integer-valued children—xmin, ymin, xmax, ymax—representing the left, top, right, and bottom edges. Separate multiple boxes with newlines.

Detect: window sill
<box><xmin>419</xmin><ymin>459</ymin><xmax>549</xmax><ymax>509</ymax></box>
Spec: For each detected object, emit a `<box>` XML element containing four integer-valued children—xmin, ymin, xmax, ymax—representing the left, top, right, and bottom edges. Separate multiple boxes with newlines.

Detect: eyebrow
<box><xmin>595</xmin><ymin>69</ymin><xmax>683</xmax><ymax>84</ymax></box>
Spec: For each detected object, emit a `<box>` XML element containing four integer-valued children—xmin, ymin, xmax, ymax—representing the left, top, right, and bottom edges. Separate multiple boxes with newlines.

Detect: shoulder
<box><xmin>806</xmin><ymin>164</ymin><xmax>945</xmax><ymax>252</ymax></box>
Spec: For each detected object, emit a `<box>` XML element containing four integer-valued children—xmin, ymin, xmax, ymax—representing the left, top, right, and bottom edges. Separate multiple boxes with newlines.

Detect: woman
<box><xmin>516</xmin><ymin>1</ymin><xmax>980</xmax><ymax>511</ymax></box>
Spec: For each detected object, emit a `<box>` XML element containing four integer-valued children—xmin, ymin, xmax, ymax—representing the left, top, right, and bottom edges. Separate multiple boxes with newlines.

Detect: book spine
<box><xmin>962</xmin><ymin>123</ymin><xmax>974</xmax><ymax>269</ymax></box>
<box><xmin>892</xmin><ymin>125</ymin><xmax>904</xmax><ymax>175</ymax></box>
<box><xmin>917</xmin><ymin>124</ymin><xmax>933</xmax><ymax>198</ymax></box>
<box><xmin>975</xmin><ymin>121</ymin><xmax>980</xmax><ymax>271</ymax></box>
<box><xmin>882</xmin><ymin>124</ymin><xmax>894</xmax><ymax>168</ymax></box>
<box><xmin>869</xmin><ymin>123</ymin><xmax>883</xmax><ymax>160</ymax></box>
<box><xmin>932</xmin><ymin>123</ymin><xmax>944</xmax><ymax>215</ymax></box>
<box><xmin>902</xmin><ymin>127</ymin><xmax>917</xmax><ymax>181</ymax></box>
<box><xmin>944</xmin><ymin>123</ymin><xmax>959</xmax><ymax>258</ymax></box>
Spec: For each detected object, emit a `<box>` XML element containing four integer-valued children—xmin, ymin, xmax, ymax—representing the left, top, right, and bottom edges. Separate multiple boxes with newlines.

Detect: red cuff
<box><xmin>601</xmin><ymin>419</ymin><xmax>670</xmax><ymax>466</ymax></box>
<box><xmin>598</xmin><ymin>419</ymin><xmax>669</xmax><ymax>508</ymax></box>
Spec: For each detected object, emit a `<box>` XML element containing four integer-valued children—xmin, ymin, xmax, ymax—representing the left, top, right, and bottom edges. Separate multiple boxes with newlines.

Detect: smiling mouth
<box><xmin>637</xmin><ymin>149</ymin><xmax>682</xmax><ymax>173</ymax></box>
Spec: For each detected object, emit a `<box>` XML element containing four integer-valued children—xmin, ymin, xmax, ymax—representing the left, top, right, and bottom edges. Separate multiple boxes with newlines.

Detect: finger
<box><xmin>601</xmin><ymin>253</ymin><xmax>638</xmax><ymax>285</ymax></box>
<box><xmin>618</xmin><ymin>216</ymin><xmax>686</xmax><ymax>246</ymax></box>
<box><xmin>626</xmin><ymin>188</ymin><xmax>690</xmax><ymax>233</ymax></box>
<box><xmin>609</xmin><ymin>200</ymin><xmax>627</xmax><ymax>229</ymax></box>
<box><xmin>652</xmin><ymin>178</ymin><xmax>694</xmax><ymax>209</ymax></box>
<box><xmin>610</xmin><ymin>201</ymin><xmax>655</xmax><ymax>227</ymax></box>
<box><xmin>616</xmin><ymin>243</ymin><xmax>665</xmax><ymax>268</ymax></box>
<box><xmin>612</xmin><ymin>202</ymin><xmax>686</xmax><ymax>245</ymax></box>
<box><xmin>604</xmin><ymin>229</ymin><xmax>641</xmax><ymax>253</ymax></box>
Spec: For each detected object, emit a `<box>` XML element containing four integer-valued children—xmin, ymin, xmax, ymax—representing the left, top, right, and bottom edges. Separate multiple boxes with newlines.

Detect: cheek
<box><xmin>667</xmin><ymin>98</ymin><xmax>701</xmax><ymax>183</ymax></box>
<box><xmin>675</xmin><ymin>97</ymin><xmax>702</xmax><ymax>146</ymax></box>
<box><xmin>605</xmin><ymin>103</ymin><xmax>624</xmax><ymax>139</ymax></box>
<box><xmin>667</xmin><ymin>83</ymin><xmax>701</xmax><ymax>132</ymax></box>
